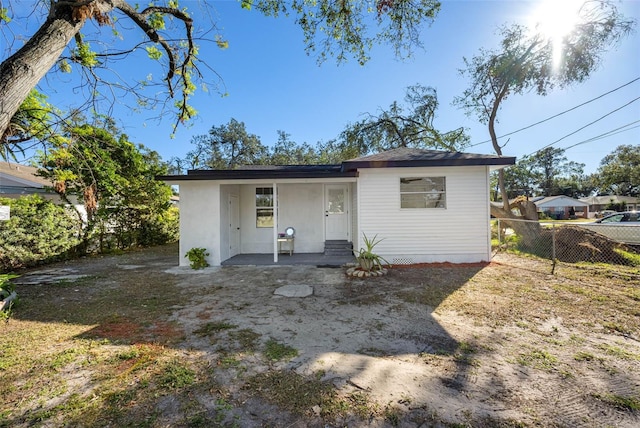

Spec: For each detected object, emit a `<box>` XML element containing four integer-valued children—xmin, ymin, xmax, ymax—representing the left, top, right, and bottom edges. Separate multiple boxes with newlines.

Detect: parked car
<box><xmin>579</xmin><ymin>211</ymin><xmax>640</xmax><ymax>245</ymax></box>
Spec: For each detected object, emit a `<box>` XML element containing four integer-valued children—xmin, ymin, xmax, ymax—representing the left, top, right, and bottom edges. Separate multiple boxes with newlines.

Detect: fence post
<box><xmin>551</xmin><ymin>223</ymin><xmax>557</xmax><ymax>274</ymax></box>
<box><xmin>497</xmin><ymin>219</ymin><xmax>501</xmax><ymax>250</ymax></box>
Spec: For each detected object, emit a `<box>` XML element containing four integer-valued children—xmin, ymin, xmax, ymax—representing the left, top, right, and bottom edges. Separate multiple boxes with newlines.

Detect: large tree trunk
<box><xmin>0</xmin><ymin>5</ymin><xmax>85</xmax><ymax>141</ymax></box>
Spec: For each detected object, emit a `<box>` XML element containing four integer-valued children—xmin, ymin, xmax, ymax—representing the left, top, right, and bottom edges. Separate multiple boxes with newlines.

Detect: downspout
<box><xmin>273</xmin><ymin>182</ymin><xmax>278</xmax><ymax>263</ymax></box>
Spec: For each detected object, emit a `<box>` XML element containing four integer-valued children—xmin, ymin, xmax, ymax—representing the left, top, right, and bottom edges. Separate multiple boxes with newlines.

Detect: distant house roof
<box><xmin>0</xmin><ymin>162</ymin><xmax>56</xmax><ymax>198</ymax></box>
<box><xmin>534</xmin><ymin>195</ymin><xmax>589</xmax><ymax>209</ymax></box>
<box><xmin>158</xmin><ymin>148</ymin><xmax>515</xmax><ymax>182</ymax></box>
<box><xmin>579</xmin><ymin>195</ymin><xmax>640</xmax><ymax>205</ymax></box>
<box><xmin>0</xmin><ymin>162</ymin><xmax>50</xmax><ymax>188</ymax></box>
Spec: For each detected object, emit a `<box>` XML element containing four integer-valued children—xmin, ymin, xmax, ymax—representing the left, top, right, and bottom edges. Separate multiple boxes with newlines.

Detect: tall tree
<box><xmin>185</xmin><ymin>118</ymin><xmax>269</xmax><ymax>169</ymax></box>
<box><xmin>597</xmin><ymin>144</ymin><xmax>640</xmax><ymax>196</ymax></box>
<box><xmin>454</xmin><ymin>0</ymin><xmax>634</xmax><ymax>220</ymax></box>
<box><xmin>0</xmin><ymin>0</ymin><xmax>441</xmax><ymax>147</ymax></box>
<box><xmin>36</xmin><ymin>122</ymin><xmax>176</xmax><ymax>250</ymax></box>
<box><xmin>528</xmin><ymin>147</ymin><xmax>585</xmax><ymax>197</ymax></box>
<box><xmin>334</xmin><ymin>84</ymin><xmax>470</xmax><ymax>160</ymax></box>
<box><xmin>269</xmin><ymin>131</ymin><xmax>320</xmax><ymax>165</ymax></box>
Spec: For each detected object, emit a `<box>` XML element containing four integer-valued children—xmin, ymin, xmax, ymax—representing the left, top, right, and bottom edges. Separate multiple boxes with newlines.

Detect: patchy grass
<box><xmin>264</xmin><ymin>339</ymin><xmax>298</xmax><ymax>361</ymax></box>
<box><xmin>515</xmin><ymin>349</ymin><xmax>558</xmax><ymax>371</ymax></box>
<box><xmin>3</xmin><ymin>244</ymin><xmax>640</xmax><ymax>428</ymax></box>
<box><xmin>193</xmin><ymin>320</ymin><xmax>236</xmax><ymax>336</ymax></box>
<box><xmin>593</xmin><ymin>393</ymin><xmax>640</xmax><ymax>411</ymax></box>
<box><xmin>244</xmin><ymin>370</ymin><xmax>377</xmax><ymax>420</ymax></box>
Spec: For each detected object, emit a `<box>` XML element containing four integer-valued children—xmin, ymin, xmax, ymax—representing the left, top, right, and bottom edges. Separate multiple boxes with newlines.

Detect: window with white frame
<box><xmin>400</xmin><ymin>177</ymin><xmax>446</xmax><ymax>208</ymax></box>
<box><xmin>255</xmin><ymin>187</ymin><xmax>274</xmax><ymax>227</ymax></box>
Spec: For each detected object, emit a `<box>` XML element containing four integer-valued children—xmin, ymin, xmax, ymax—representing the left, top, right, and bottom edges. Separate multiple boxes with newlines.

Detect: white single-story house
<box><xmin>159</xmin><ymin>148</ymin><xmax>515</xmax><ymax>267</ymax></box>
<box><xmin>579</xmin><ymin>195</ymin><xmax>640</xmax><ymax>216</ymax></box>
<box><xmin>533</xmin><ymin>195</ymin><xmax>590</xmax><ymax>219</ymax></box>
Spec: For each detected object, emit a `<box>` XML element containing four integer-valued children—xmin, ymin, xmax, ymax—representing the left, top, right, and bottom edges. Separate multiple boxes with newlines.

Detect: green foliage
<box><xmin>339</xmin><ymin>85</ymin><xmax>470</xmax><ymax>157</ymax></box>
<box><xmin>185</xmin><ymin>248</ymin><xmax>209</xmax><ymax>270</ymax></box>
<box><xmin>357</xmin><ymin>233</ymin><xmax>389</xmax><ymax>271</ymax></box>
<box><xmin>35</xmin><ymin>122</ymin><xmax>178</xmax><ymax>252</ymax></box>
<box><xmin>215</xmin><ymin>35</ymin><xmax>229</xmax><ymax>49</ymax></box>
<box><xmin>597</xmin><ymin>145</ymin><xmax>640</xmax><ymax>196</ymax></box>
<box><xmin>2</xmin><ymin>89</ymin><xmax>56</xmax><ymax>160</ymax></box>
<box><xmin>0</xmin><ymin>196</ymin><xmax>80</xmax><ymax>271</ymax></box>
<box><xmin>501</xmin><ymin>147</ymin><xmax>586</xmax><ymax>198</ymax></box>
<box><xmin>0</xmin><ymin>274</ymin><xmax>18</xmax><ymax>294</ymax></box>
<box><xmin>145</xmin><ymin>46</ymin><xmax>163</xmax><ymax>60</ymax></box>
<box><xmin>185</xmin><ymin>119</ymin><xmax>269</xmax><ymax>169</ymax></box>
<box><xmin>147</xmin><ymin>13</ymin><xmax>166</xmax><ymax>30</ymax></box>
<box><xmin>1</xmin><ymin>7</ymin><xmax>11</xmax><ymax>23</ymax></box>
<box><xmin>254</xmin><ymin>0</ymin><xmax>441</xmax><ymax>65</ymax></box>
<box><xmin>75</xmin><ymin>42</ymin><xmax>98</xmax><ymax>67</ymax></box>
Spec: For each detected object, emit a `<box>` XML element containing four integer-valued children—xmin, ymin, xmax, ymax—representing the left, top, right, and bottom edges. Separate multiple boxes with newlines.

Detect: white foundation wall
<box><xmin>178</xmin><ymin>182</ymin><xmax>221</xmax><ymax>266</ymax></box>
<box><xmin>239</xmin><ymin>183</ymin><xmax>325</xmax><ymax>254</ymax></box>
<box><xmin>357</xmin><ymin>166</ymin><xmax>491</xmax><ymax>264</ymax></box>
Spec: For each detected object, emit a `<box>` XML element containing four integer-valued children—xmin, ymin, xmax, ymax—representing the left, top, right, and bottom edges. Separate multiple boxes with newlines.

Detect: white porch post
<box><xmin>273</xmin><ymin>182</ymin><xmax>278</xmax><ymax>263</ymax></box>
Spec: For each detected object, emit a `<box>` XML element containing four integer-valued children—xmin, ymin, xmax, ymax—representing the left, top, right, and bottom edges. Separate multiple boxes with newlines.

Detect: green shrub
<box><xmin>0</xmin><ymin>196</ymin><xmax>81</xmax><ymax>271</ymax></box>
<box><xmin>185</xmin><ymin>247</ymin><xmax>209</xmax><ymax>269</ymax></box>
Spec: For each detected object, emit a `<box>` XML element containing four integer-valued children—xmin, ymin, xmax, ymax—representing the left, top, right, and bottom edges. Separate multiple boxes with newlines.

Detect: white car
<box><xmin>579</xmin><ymin>211</ymin><xmax>640</xmax><ymax>245</ymax></box>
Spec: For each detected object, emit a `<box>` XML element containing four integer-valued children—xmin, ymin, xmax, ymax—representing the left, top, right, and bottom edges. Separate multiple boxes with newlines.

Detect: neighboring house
<box><xmin>533</xmin><ymin>195</ymin><xmax>590</xmax><ymax>219</ymax></box>
<box><xmin>579</xmin><ymin>195</ymin><xmax>640</xmax><ymax>216</ymax></box>
<box><xmin>0</xmin><ymin>161</ymin><xmax>59</xmax><ymax>201</ymax></box>
<box><xmin>160</xmin><ymin>148</ymin><xmax>515</xmax><ymax>267</ymax></box>
<box><xmin>0</xmin><ymin>161</ymin><xmax>86</xmax><ymax>221</ymax></box>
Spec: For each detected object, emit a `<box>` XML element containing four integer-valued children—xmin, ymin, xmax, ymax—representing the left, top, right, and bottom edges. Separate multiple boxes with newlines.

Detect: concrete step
<box><xmin>323</xmin><ymin>240</ymin><xmax>353</xmax><ymax>256</ymax></box>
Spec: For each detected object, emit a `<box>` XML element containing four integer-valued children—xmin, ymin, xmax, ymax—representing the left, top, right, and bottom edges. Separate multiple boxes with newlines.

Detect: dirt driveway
<box><xmin>2</xmin><ymin>244</ymin><xmax>640</xmax><ymax>427</ymax></box>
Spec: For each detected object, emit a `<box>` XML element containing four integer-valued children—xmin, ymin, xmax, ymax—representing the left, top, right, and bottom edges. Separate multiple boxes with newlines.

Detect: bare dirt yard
<box><xmin>1</xmin><ymin>243</ymin><xmax>639</xmax><ymax>427</ymax></box>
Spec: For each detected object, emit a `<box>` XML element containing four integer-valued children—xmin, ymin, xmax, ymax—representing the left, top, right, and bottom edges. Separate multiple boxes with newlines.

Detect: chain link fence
<box><xmin>492</xmin><ymin>218</ymin><xmax>640</xmax><ymax>274</ymax></box>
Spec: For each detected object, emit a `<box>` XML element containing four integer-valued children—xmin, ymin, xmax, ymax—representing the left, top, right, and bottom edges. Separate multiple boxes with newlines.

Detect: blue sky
<box><xmin>9</xmin><ymin>0</ymin><xmax>640</xmax><ymax>174</ymax></box>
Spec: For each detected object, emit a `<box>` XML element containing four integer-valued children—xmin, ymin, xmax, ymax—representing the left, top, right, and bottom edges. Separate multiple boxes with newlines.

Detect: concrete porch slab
<box><xmin>221</xmin><ymin>252</ymin><xmax>355</xmax><ymax>267</ymax></box>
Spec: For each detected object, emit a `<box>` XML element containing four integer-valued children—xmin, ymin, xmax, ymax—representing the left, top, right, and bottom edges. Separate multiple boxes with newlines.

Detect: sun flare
<box><xmin>528</xmin><ymin>0</ymin><xmax>585</xmax><ymax>68</ymax></box>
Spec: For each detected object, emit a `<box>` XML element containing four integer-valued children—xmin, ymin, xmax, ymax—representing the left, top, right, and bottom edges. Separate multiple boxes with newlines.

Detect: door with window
<box><xmin>325</xmin><ymin>185</ymin><xmax>348</xmax><ymax>240</ymax></box>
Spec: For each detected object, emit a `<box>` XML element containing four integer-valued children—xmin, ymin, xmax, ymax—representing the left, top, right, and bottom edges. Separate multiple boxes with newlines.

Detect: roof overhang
<box><xmin>341</xmin><ymin>156</ymin><xmax>516</xmax><ymax>171</ymax></box>
<box><xmin>157</xmin><ymin>165</ymin><xmax>357</xmax><ymax>183</ymax></box>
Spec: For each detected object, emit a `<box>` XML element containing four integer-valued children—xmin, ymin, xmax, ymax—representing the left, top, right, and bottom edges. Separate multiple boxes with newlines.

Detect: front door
<box><xmin>229</xmin><ymin>194</ymin><xmax>240</xmax><ymax>257</ymax></box>
<box><xmin>325</xmin><ymin>184</ymin><xmax>348</xmax><ymax>240</ymax></box>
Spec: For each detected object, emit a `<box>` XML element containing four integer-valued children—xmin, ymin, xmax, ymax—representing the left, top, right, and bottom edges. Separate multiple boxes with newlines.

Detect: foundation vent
<box><xmin>392</xmin><ymin>257</ymin><xmax>414</xmax><ymax>265</ymax></box>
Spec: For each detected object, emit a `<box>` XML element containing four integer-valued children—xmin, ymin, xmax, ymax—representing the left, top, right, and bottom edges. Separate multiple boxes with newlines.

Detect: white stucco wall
<box><xmin>357</xmin><ymin>166</ymin><xmax>491</xmax><ymax>264</ymax></box>
<box><xmin>178</xmin><ymin>181</ymin><xmax>221</xmax><ymax>266</ymax></box>
<box><xmin>239</xmin><ymin>183</ymin><xmax>325</xmax><ymax>254</ymax></box>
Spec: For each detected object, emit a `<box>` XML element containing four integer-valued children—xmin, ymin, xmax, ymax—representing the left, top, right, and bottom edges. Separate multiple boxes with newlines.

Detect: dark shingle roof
<box><xmin>341</xmin><ymin>147</ymin><xmax>515</xmax><ymax>171</ymax></box>
<box><xmin>171</xmin><ymin>164</ymin><xmax>355</xmax><ymax>181</ymax></box>
<box><xmin>157</xmin><ymin>148</ymin><xmax>515</xmax><ymax>181</ymax></box>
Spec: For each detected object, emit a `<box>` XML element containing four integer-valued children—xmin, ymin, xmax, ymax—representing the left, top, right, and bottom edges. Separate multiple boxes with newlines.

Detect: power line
<box><xmin>561</xmin><ymin>120</ymin><xmax>640</xmax><ymax>151</ymax></box>
<box><xmin>469</xmin><ymin>76</ymin><xmax>640</xmax><ymax>147</ymax></box>
<box><xmin>528</xmin><ymin>96</ymin><xmax>640</xmax><ymax>156</ymax></box>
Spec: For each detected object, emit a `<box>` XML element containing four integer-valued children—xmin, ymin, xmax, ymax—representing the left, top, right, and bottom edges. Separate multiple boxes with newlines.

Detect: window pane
<box><xmin>401</xmin><ymin>193</ymin><xmax>427</xmax><ymax>208</ymax></box>
<box><xmin>256</xmin><ymin>187</ymin><xmax>273</xmax><ymax>207</ymax></box>
<box><xmin>400</xmin><ymin>177</ymin><xmax>445</xmax><ymax>193</ymax></box>
<box><xmin>328</xmin><ymin>188</ymin><xmax>345</xmax><ymax>214</ymax></box>
<box><xmin>256</xmin><ymin>208</ymin><xmax>273</xmax><ymax>227</ymax></box>
<box><xmin>400</xmin><ymin>177</ymin><xmax>446</xmax><ymax>209</ymax></box>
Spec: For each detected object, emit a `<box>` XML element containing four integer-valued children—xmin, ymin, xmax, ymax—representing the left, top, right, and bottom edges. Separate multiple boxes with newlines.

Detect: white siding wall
<box><xmin>239</xmin><ymin>183</ymin><xmax>325</xmax><ymax>254</ymax></box>
<box><xmin>351</xmin><ymin>182</ymin><xmax>358</xmax><ymax>252</ymax></box>
<box><xmin>357</xmin><ymin>166</ymin><xmax>491</xmax><ymax>263</ymax></box>
<box><xmin>178</xmin><ymin>181</ymin><xmax>221</xmax><ymax>266</ymax></box>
